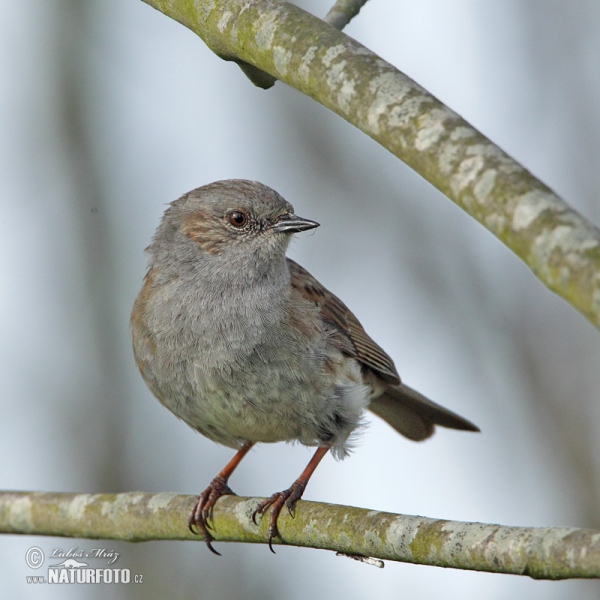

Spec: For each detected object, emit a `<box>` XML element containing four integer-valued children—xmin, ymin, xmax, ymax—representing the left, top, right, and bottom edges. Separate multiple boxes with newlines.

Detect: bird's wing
<box><xmin>287</xmin><ymin>258</ymin><xmax>401</xmax><ymax>384</ymax></box>
<box><xmin>287</xmin><ymin>259</ymin><xmax>480</xmax><ymax>440</ymax></box>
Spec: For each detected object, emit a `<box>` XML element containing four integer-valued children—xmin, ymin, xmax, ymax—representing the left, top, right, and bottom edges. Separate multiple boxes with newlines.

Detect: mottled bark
<box><xmin>2</xmin><ymin>491</ymin><xmax>600</xmax><ymax>579</ymax></box>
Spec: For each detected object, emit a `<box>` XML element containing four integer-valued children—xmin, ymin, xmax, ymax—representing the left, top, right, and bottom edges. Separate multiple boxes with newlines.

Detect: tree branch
<box><xmin>141</xmin><ymin>0</ymin><xmax>600</xmax><ymax>329</ymax></box>
<box><xmin>2</xmin><ymin>491</ymin><xmax>600</xmax><ymax>579</ymax></box>
<box><xmin>325</xmin><ymin>0</ymin><xmax>370</xmax><ymax>30</ymax></box>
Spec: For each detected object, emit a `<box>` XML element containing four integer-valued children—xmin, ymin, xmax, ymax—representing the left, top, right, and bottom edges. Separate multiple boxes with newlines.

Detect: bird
<box><xmin>130</xmin><ymin>179</ymin><xmax>479</xmax><ymax>553</ymax></box>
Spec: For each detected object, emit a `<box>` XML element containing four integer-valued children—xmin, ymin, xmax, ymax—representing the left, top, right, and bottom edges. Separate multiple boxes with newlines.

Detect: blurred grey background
<box><xmin>2</xmin><ymin>0</ymin><xmax>600</xmax><ymax>598</ymax></box>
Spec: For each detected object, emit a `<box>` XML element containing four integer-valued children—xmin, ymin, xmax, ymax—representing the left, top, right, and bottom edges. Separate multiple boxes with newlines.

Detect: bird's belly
<box><xmin>184</xmin><ymin>359</ymin><xmax>323</xmax><ymax>446</ymax></box>
<box><xmin>142</xmin><ymin>317</ymin><xmax>370</xmax><ymax>455</ymax></box>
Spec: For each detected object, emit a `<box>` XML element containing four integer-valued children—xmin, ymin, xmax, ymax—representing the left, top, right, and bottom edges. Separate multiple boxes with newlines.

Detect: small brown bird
<box><xmin>131</xmin><ymin>180</ymin><xmax>479</xmax><ymax>553</ymax></box>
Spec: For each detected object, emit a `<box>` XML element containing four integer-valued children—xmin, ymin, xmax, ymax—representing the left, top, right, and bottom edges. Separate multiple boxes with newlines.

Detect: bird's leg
<box><xmin>252</xmin><ymin>446</ymin><xmax>330</xmax><ymax>552</ymax></box>
<box><xmin>189</xmin><ymin>441</ymin><xmax>254</xmax><ymax>554</ymax></box>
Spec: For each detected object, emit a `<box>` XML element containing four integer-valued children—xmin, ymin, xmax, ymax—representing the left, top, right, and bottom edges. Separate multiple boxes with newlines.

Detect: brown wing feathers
<box><xmin>288</xmin><ymin>259</ymin><xmax>400</xmax><ymax>383</ymax></box>
<box><xmin>287</xmin><ymin>258</ymin><xmax>479</xmax><ymax>440</ymax></box>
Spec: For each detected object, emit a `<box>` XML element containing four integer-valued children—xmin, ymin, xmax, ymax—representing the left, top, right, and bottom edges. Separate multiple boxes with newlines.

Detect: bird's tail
<box><xmin>368</xmin><ymin>384</ymin><xmax>480</xmax><ymax>441</ymax></box>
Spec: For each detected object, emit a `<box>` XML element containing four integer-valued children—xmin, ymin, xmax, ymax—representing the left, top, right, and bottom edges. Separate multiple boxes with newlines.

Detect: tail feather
<box><xmin>369</xmin><ymin>384</ymin><xmax>480</xmax><ymax>441</ymax></box>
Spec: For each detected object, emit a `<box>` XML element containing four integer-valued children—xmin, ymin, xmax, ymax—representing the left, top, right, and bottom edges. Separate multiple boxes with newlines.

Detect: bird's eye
<box><xmin>227</xmin><ymin>210</ymin><xmax>248</xmax><ymax>228</ymax></box>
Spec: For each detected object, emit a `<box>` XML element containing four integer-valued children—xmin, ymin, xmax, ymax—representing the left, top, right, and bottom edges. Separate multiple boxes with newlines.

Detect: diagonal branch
<box><xmin>2</xmin><ymin>491</ymin><xmax>600</xmax><ymax>579</ymax></box>
<box><xmin>141</xmin><ymin>0</ymin><xmax>600</xmax><ymax>329</ymax></box>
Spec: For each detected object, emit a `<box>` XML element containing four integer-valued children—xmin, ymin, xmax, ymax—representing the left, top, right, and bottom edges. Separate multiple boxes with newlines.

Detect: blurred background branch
<box><xmin>143</xmin><ymin>0</ymin><xmax>600</xmax><ymax>329</ymax></box>
<box><xmin>2</xmin><ymin>491</ymin><xmax>600</xmax><ymax>580</ymax></box>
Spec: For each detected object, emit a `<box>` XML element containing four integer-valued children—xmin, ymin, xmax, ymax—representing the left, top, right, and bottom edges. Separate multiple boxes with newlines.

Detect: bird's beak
<box><xmin>271</xmin><ymin>213</ymin><xmax>320</xmax><ymax>233</ymax></box>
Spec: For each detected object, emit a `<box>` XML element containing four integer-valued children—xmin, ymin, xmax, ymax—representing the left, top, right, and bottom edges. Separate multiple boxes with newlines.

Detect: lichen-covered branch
<box><xmin>141</xmin><ymin>0</ymin><xmax>600</xmax><ymax>329</ymax></box>
<box><xmin>235</xmin><ymin>0</ymin><xmax>370</xmax><ymax>87</ymax></box>
<box><xmin>325</xmin><ymin>0</ymin><xmax>370</xmax><ymax>30</ymax></box>
<box><xmin>1</xmin><ymin>491</ymin><xmax>600</xmax><ymax>579</ymax></box>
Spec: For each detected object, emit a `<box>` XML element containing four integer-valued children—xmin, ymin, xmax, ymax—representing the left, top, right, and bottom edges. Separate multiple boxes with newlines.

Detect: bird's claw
<box><xmin>251</xmin><ymin>481</ymin><xmax>307</xmax><ymax>553</ymax></box>
<box><xmin>188</xmin><ymin>475</ymin><xmax>234</xmax><ymax>554</ymax></box>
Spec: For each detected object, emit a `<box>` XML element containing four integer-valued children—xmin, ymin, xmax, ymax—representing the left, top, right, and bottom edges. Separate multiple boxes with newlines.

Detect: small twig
<box><xmin>325</xmin><ymin>0</ymin><xmax>370</xmax><ymax>30</ymax></box>
<box><xmin>336</xmin><ymin>552</ymin><xmax>385</xmax><ymax>568</ymax></box>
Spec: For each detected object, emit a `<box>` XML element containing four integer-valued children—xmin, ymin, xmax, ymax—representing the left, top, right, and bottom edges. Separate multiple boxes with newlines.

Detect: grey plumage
<box><xmin>132</xmin><ymin>179</ymin><xmax>478</xmax><ymax>464</ymax></box>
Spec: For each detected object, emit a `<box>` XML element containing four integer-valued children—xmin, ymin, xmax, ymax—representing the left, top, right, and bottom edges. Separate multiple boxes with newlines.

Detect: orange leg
<box><xmin>188</xmin><ymin>441</ymin><xmax>254</xmax><ymax>555</ymax></box>
<box><xmin>253</xmin><ymin>446</ymin><xmax>330</xmax><ymax>552</ymax></box>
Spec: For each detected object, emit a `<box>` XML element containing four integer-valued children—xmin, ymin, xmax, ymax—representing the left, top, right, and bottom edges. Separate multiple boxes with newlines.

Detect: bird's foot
<box><xmin>188</xmin><ymin>475</ymin><xmax>234</xmax><ymax>555</ymax></box>
<box><xmin>252</xmin><ymin>480</ymin><xmax>307</xmax><ymax>553</ymax></box>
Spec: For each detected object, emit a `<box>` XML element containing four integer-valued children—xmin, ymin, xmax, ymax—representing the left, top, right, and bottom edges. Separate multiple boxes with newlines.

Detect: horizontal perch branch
<box><xmin>1</xmin><ymin>490</ymin><xmax>599</xmax><ymax>579</ymax></box>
